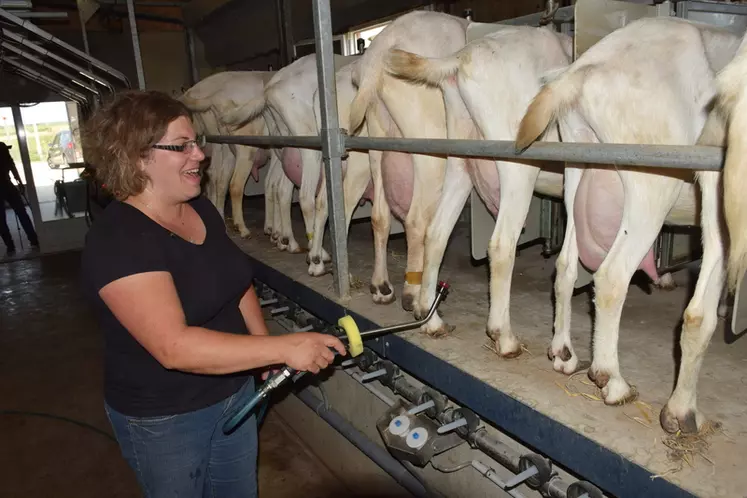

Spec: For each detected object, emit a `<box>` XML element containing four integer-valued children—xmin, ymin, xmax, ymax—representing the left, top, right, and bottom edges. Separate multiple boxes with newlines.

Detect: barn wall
<box><xmin>40</xmin><ymin>28</ymin><xmax>196</xmax><ymax>95</ymax></box>
<box><xmin>139</xmin><ymin>31</ymin><xmax>191</xmax><ymax>94</ymax></box>
<box><xmin>193</xmin><ymin>0</ymin><xmax>544</xmax><ymax>70</ymax></box>
<box><xmin>194</xmin><ymin>0</ymin><xmax>282</xmax><ymax>71</ymax></box>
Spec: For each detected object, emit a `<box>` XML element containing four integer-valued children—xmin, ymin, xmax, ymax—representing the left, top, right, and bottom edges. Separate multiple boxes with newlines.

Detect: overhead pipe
<box><xmin>0</xmin><ymin>0</ymin><xmax>31</xmax><ymax>8</ymax></box>
<box><xmin>2</xmin><ymin>56</ymin><xmax>89</xmax><ymax>104</ymax></box>
<box><xmin>14</xmin><ymin>11</ymin><xmax>69</xmax><ymax>18</ymax></box>
<box><xmin>3</xmin><ymin>66</ymin><xmax>87</xmax><ymax>104</ymax></box>
<box><xmin>0</xmin><ymin>7</ymin><xmax>130</xmax><ymax>87</ymax></box>
<box><xmin>19</xmin><ymin>1</ymin><xmax>185</xmax><ymax>24</ymax></box>
<box><xmin>1</xmin><ymin>28</ymin><xmax>115</xmax><ymax>92</ymax></box>
<box><xmin>11</xmin><ymin>67</ymin><xmax>87</xmax><ymax>105</ymax></box>
<box><xmin>1</xmin><ymin>40</ymin><xmax>100</xmax><ymax>97</ymax></box>
<box><xmin>124</xmin><ymin>0</ymin><xmax>145</xmax><ymax>89</ymax></box>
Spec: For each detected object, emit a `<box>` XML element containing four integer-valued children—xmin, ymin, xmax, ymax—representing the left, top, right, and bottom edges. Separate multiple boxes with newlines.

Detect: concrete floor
<box><xmin>0</xmin><ymin>251</ymin><xmax>355</xmax><ymax>498</ymax></box>
<box><xmin>1</xmin><ymin>206</ymin><xmax>37</xmax><ymax>261</ymax></box>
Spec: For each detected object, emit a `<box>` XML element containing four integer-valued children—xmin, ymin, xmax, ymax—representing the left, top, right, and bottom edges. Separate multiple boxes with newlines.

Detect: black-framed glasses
<box><xmin>152</xmin><ymin>135</ymin><xmax>206</xmax><ymax>153</ymax></box>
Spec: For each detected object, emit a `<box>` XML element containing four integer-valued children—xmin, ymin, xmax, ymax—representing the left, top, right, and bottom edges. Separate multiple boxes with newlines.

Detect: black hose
<box><xmin>0</xmin><ymin>410</ymin><xmax>117</xmax><ymax>443</ymax></box>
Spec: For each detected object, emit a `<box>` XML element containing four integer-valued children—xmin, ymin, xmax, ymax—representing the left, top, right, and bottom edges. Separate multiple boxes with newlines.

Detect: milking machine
<box><xmin>222</xmin><ymin>281</ymin><xmax>451</xmax><ymax>434</ymax></box>
<box><xmin>240</xmin><ymin>275</ymin><xmax>607</xmax><ymax>498</ymax></box>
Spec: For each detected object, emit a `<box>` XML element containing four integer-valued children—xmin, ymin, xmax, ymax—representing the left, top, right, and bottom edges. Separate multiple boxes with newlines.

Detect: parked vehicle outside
<box><xmin>47</xmin><ymin>130</ymin><xmax>77</xmax><ymax>168</ymax></box>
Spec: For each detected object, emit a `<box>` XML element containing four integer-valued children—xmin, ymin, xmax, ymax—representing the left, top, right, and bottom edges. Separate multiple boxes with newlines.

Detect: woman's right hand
<box><xmin>281</xmin><ymin>332</ymin><xmax>347</xmax><ymax>374</ymax></box>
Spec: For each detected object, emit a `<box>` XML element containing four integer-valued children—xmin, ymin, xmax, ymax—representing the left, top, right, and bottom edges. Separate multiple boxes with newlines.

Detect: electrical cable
<box><xmin>430</xmin><ymin>458</ymin><xmax>473</xmax><ymax>473</ymax></box>
<box><xmin>0</xmin><ymin>409</ymin><xmax>117</xmax><ymax>443</ymax></box>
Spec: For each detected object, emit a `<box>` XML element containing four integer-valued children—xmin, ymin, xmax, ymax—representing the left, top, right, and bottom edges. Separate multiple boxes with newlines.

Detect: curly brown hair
<box><xmin>82</xmin><ymin>90</ymin><xmax>191</xmax><ymax>200</ymax></box>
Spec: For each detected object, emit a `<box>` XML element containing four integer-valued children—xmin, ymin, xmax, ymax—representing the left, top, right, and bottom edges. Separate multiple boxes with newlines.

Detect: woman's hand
<box><xmin>281</xmin><ymin>332</ymin><xmax>347</xmax><ymax>374</ymax></box>
<box><xmin>261</xmin><ymin>368</ymin><xmax>280</xmax><ymax>381</ymax></box>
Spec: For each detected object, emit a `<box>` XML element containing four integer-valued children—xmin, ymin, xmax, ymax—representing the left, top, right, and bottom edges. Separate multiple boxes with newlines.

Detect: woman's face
<box><xmin>142</xmin><ymin>116</ymin><xmax>206</xmax><ymax>203</ymax></box>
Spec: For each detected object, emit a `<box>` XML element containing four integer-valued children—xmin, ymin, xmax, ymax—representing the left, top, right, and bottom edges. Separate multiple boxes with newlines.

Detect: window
<box><xmin>347</xmin><ymin>22</ymin><xmax>390</xmax><ymax>54</ymax></box>
<box><xmin>293</xmin><ymin>37</ymin><xmax>344</xmax><ymax>59</ymax></box>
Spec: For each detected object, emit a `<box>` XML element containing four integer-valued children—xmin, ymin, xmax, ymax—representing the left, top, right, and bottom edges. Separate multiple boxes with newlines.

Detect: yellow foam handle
<box><xmin>337</xmin><ymin>315</ymin><xmax>363</xmax><ymax>357</ymax></box>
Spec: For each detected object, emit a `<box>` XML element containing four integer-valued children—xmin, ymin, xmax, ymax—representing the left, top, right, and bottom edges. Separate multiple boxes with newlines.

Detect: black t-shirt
<box><xmin>80</xmin><ymin>195</ymin><xmax>255</xmax><ymax>417</ymax></box>
<box><xmin>0</xmin><ymin>146</ymin><xmax>17</xmax><ymax>187</ymax></box>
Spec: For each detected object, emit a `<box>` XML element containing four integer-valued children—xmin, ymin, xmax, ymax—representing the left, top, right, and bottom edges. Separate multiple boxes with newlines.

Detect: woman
<box><xmin>80</xmin><ymin>90</ymin><xmax>345</xmax><ymax>498</ymax></box>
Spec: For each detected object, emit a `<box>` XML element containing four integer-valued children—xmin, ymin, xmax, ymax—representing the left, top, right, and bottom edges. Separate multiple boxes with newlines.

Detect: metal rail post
<box><xmin>185</xmin><ymin>27</ymin><xmax>199</xmax><ymax>85</ymax></box>
<box><xmin>282</xmin><ymin>0</ymin><xmax>294</xmax><ymax>64</ymax></box>
<box><xmin>275</xmin><ymin>0</ymin><xmax>288</xmax><ymax>67</ymax></box>
<box><xmin>125</xmin><ymin>0</ymin><xmax>146</xmax><ymax>89</ymax></box>
<box><xmin>312</xmin><ymin>0</ymin><xmax>350</xmax><ymax>300</ymax></box>
<box><xmin>11</xmin><ymin>106</ymin><xmax>43</xmax><ymax>234</ymax></box>
<box><xmin>77</xmin><ymin>3</ymin><xmax>91</xmax><ymax>56</ymax></box>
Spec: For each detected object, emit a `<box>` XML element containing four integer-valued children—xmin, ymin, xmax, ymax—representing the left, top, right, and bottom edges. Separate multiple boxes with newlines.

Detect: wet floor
<box><xmin>0</xmin><ymin>251</ymin><xmax>352</xmax><ymax>498</ymax></box>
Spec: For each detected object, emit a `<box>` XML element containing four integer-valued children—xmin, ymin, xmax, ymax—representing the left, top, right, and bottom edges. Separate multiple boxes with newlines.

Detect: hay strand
<box><xmin>652</xmin><ymin>421</ymin><xmax>721</xmax><ymax>479</ymax></box>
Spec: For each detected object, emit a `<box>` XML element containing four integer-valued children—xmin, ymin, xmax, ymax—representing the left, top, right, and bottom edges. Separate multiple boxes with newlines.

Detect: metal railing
<box><xmin>207</xmin><ymin>133</ymin><xmax>725</xmax><ymax>171</ymax></box>
<box><xmin>205</xmin><ymin>0</ymin><xmax>728</xmax><ymax>301</ymax></box>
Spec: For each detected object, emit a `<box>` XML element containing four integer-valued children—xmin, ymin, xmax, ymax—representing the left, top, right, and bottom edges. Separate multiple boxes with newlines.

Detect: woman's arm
<box><xmin>238</xmin><ymin>284</ymin><xmax>270</xmax><ymax>336</ymax></box>
<box><xmin>99</xmin><ymin>271</ymin><xmax>345</xmax><ymax>375</ymax></box>
<box><xmin>239</xmin><ymin>284</ymin><xmax>283</xmax><ymax>380</ymax></box>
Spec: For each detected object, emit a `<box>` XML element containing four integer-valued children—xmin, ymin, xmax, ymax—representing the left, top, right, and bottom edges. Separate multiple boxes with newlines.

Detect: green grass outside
<box><xmin>0</xmin><ymin>121</ymin><xmax>78</xmax><ymax>164</ymax></box>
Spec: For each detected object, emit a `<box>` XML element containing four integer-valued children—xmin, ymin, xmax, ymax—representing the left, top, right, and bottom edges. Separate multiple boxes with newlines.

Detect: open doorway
<box><xmin>19</xmin><ymin>101</ymin><xmax>86</xmax><ymax>223</ymax></box>
<box><xmin>1</xmin><ymin>100</ymin><xmax>90</xmax><ymax>262</ymax></box>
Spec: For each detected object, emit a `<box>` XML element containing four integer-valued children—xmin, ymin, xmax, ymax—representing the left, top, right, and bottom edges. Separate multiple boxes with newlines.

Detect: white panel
<box><xmin>469</xmin><ymin>190</ymin><xmax>494</xmax><ymax>261</ymax></box>
<box><xmin>733</xmin><ymin>274</ymin><xmax>747</xmax><ymax>336</ymax></box>
<box><xmin>470</xmin><ymin>191</ymin><xmax>544</xmax><ymax>261</ymax></box>
<box><xmin>574</xmin><ymin>0</ymin><xmax>659</xmax><ymax>57</ymax></box>
<box><xmin>351</xmin><ymin>200</ymin><xmax>405</xmax><ymax>234</ymax></box>
<box><xmin>466</xmin><ymin>21</ymin><xmax>512</xmax><ymax>43</ymax></box>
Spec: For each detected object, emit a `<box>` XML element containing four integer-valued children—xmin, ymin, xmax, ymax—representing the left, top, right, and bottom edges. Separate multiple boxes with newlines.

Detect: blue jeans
<box><xmin>105</xmin><ymin>378</ymin><xmax>258</xmax><ymax>498</ymax></box>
